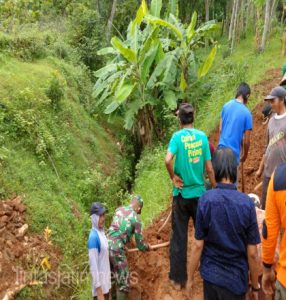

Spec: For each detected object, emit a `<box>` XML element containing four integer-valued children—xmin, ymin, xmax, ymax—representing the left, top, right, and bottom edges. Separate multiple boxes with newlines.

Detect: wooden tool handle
<box><xmin>158</xmin><ymin>211</ymin><xmax>172</xmax><ymax>233</ymax></box>
<box><xmin>127</xmin><ymin>241</ymin><xmax>170</xmax><ymax>253</ymax></box>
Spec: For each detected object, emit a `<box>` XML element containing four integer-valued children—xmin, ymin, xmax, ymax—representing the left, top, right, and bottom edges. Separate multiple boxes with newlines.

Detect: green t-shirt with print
<box><xmin>168</xmin><ymin>128</ymin><xmax>211</xmax><ymax>199</ymax></box>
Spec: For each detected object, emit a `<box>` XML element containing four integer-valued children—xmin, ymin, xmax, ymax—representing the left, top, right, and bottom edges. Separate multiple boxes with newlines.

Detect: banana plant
<box><xmin>93</xmin><ymin>0</ymin><xmax>218</xmax><ymax>146</ymax></box>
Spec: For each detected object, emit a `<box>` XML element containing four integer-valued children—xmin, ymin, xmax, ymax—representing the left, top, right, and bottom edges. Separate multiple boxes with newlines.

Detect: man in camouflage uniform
<box><xmin>107</xmin><ymin>195</ymin><xmax>150</xmax><ymax>300</ymax></box>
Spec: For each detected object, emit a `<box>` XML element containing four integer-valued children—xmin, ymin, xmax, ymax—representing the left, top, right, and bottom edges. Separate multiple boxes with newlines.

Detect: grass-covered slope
<box><xmin>0</xmin><ymin>53</ymin><xmax>128</xmax><ymax>278</ymax></box>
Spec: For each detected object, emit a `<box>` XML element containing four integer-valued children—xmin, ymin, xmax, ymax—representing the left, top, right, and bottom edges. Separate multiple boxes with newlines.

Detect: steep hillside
<box><xmin>0</xmin><ymin>53</ymin><xmax>129</xmax><ymax>299</ymax></box>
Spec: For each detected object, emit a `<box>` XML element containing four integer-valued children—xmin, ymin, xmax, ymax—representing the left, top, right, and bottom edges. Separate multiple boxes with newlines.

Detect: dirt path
<box><xmin>128</xmin><ymin>68</ymin><xmax>281</xmax><ymax>300</ymax></box>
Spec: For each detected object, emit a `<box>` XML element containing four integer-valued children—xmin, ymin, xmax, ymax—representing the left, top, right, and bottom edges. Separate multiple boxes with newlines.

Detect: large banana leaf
<box><xmin>97</xmin><ymin>47</ymin><xmax>117</xmax><ymax>56</ymax></box>
<box><xmin>196</xmin><ymin>21</ymin><xmax>219</xmax><ymax>37</ymax></box>
<box><xmin>128</xmin><ymin>21</ymin><xmax>139</xmax><ymax>53</ymax></box>
<box><xmin>198</xmin><ymin>45</ymin><xmax>217</xmax><ymax>78</ymax></box>
<box><xmin>138</xmin><ymin>27</ymin><xmax>159</xmax><ymax>63</ymax></box>
<box><xmin>150</xmin><ymin>0</ymin><xmax>162</xmax><ymax>18</ymax></box>
<box><xmin>146</xmin><ymin>55</ymin><xmax>169</xmax><ymax>89</ymax></box>
<box><xmin>161</xmin><ymin>49</ymin><xmax>180</xmax><ymax>86</ymax></box>
<box><xmin>124</xmin><ymin>98</ymin><xmax>143</xmax><ymax>130</ymax></box>
<box><xmin>104</xmin><ymin>101</ymin><xmax>120</xmax><ymax>114</ymax></box>
<box><xmin>111</xmin><ymin>37</ymin><xmax>137</xmax><ymax>63</ymax></box>
<box><xmin>169</xmin><ymin>14</ymin><xmax>184</xmax><ymax>38</ymax></box>
<box><xmin>135</xmin><ymin>0</ymin><xmax>148</xmax><ymax>25</ymax></box>
<box><xmin>164</xmin><ymin>90</ymin><xmax>177</xmax><ymax>109</ymax></box>
<box><xmin>180</xmin><ymin>72</ymin><xmax>187</xmax><ymax>91</ymax></box>
<box><xmin>94</xmin><ymin>63</ymin><xmax>118</xmax><ymax>78</ymax></box>
<box><xmin>115</xmin><ymin>83</ymin><xmax>137</xmax><ymax>103</ymax></box>
<box><xmin>187</xmin><ymin>11</ymin><xmax>197</xmax><ymax>43</ymax></box>
<box><xmin>93</xmin><ymin>71</ymin><xmax>124</xmax><ymax>104</ymax></box>
<box><xmin>141</xmin><ymin>44</ymin><xmax>159</xmax><ymax>82</ymax></box>
<box><xmin>145</xmin><ymin>15</ymin><xmax>183</xmax><ymax>40</ymax></box>
<box><xmin>169</xmin><ymin>0</ymin><xmax>178</xmax><ymax>17</ymax></box>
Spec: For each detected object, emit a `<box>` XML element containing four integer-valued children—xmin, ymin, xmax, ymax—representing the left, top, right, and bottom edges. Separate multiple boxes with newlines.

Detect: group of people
<box><xmin>165</xmin><ymin>80</ymin><xmax>286</xmax><ymax>300</ymax></box>
<box><xmin>88</xmin><ymin>195</ymin><xmax>149</xmax><ymax>300</ymax></box>
<box><xmin>87</xmin><ymin>76</ymin><xmax>286</xmax><ymax>300</ymax></box>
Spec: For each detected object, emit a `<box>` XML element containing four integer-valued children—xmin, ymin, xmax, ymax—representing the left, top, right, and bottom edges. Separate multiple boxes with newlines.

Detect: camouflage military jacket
<box><xmin>107</xmin><ymin>205</ymin><xmax>148</xmax><ymax>252</ymax></box>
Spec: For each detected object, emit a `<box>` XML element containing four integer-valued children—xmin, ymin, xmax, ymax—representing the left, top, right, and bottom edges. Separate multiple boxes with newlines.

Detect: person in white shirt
<box><xmin>88</xmin><ymin>202</ymin><xmax>111</xmax><ymax>300</ymax></box>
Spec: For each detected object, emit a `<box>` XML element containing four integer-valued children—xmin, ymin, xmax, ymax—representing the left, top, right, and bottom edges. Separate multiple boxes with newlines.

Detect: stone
<box><xmin>17</xmin><ymin>224</ymin><xmax>28</xmax><ymax>237</ymax></box>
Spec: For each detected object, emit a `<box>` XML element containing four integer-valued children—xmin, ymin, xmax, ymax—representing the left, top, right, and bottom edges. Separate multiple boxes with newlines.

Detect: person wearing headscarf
<box><xmin>88</xmin><ymin>202</ymin><xmax>111</xmax><ymax>300</ymax></box>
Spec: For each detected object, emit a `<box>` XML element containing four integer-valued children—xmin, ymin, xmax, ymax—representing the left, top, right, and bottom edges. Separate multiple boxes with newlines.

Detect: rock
<box><xmin>6</xmin><ymin>240</ymin><xmax>13</xmax><ymax>249</ymax></box>
<box><xmin>14</xmin><ymin>248</ymin><xmax>23</xmax><ymax>258</ymax></box>
<box><xmin>3</xmin><ymin>204</ymin><xmax>12</xmax><ymax>216</ymax></box>
<box><xmin>16</xmin><ymin>204</ymin><xmax>26</xmax><ymax>213</ymax></box>
<box><xmin>17</xmin><ymin>224</ymin><xmax>28</xmax><ymax>237</ymax></box>
<box><xmin>0</xmin><ymin>215</ymin><xmax>9</xmax><ymax>224</ymax></box>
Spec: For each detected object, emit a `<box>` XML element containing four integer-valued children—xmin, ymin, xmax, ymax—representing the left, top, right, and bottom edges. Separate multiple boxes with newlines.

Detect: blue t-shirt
<box><xmin>218</xmin><ymin>99</ymin><xmax>252</xmax><ymax>163</ymax></box>
<box><xmin>168</xmin><ymin>128</ymin><xmax>211</xmax><ymax>198</ymax></box>
<box><xmin>195</xmin><ymin>183</ymin><xmax>261</xmax><ymax>295</ymax></box>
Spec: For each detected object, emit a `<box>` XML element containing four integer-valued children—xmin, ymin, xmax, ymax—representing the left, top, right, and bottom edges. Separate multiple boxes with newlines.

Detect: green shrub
<box><xmin>0</xmin><ymin>30</ymin><xmax>54</xmax><ymax>61</ymax></box>
<box><xmin>45</xmin><ymin>72</ymin><xmax>66</xmax><ymax>109</ymax></box>
<box><xmin>66</xmin><ymin>3</ymin><xmax>105</xmax><ymax>71</ymax></box>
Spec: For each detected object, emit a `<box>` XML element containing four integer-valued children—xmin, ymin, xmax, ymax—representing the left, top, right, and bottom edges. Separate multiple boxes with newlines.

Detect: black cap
<box><xmin>178</xmin><ymin>103</ymin><xmax>194</xmax><ymax>118</ymax></box>
<box><xmin>90</xmin><ymin>202</ymin><xmax>107</xmax><ymax>216</ymax></box>
<box><xmin>264</xmin><ymin>87</ymin><xmax>286</xmax><ymax>101</ymax></box>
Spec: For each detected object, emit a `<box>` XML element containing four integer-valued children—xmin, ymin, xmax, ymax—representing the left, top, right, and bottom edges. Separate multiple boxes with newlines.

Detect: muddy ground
<box><xmin>128</xmin><ymin>68</ymin><xmax>281</xmax><ymax>300</ymax></box>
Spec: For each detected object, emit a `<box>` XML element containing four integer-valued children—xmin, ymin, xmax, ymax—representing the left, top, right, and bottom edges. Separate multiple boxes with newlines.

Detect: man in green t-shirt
<box><xmin>165</xmin><ymin>103</ymin><xmax>216</xmax><ymax>290</ymax></box>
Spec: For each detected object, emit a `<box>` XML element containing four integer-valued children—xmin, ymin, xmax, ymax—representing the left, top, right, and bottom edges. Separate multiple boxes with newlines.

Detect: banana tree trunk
<box><xmin>136</xmin><ymin>106</ymin><xmax>158</xmax><ymax>147</ymax></box>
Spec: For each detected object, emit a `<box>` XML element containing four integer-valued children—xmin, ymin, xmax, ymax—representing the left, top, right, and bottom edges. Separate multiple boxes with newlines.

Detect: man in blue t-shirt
<box><xmin>218</xmin><ymin>82</ymin><xmax>253</xmax><ymax>165</ymax></box>
<box><xmin>165</xmin><ymin>103</ymin><xmax>216</xmax><ymax>290</ymax></box>
<box><xmin>187</xmin><ymin>148</ymin><xmax>260</xmax><ymax>300</ymax></box>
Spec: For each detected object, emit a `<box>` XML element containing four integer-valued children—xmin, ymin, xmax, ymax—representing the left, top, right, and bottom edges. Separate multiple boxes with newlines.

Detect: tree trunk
<box><xmin>281</xmin><ymin>5</ymin><xmax>286</xmax><ymax>25</ymax></box>
<box><xmin>282</xmin><ymin>29</ymin><xmax>286</xmax><ymax>56</ymax></box>
<box><xmin>106</xmin><ymin>0</ymin><xmax>117</xmax><ymax>42</ymax></box>
<box><xmin>260</xmin><ymin>0</ymin><xmax>272</xmax><ymax>51</ymax></box>
<box><xmin>205</xmin><ymin>0</ymin><xmax>210</xmax><ymax>22</ymax></box>
<box><xmin>229</xmin><ymin>0</ymin><xmax>236</xmax><ymax>42</ymax></box>
<box><xmin>270</xmin><ymin>0</ymin><xmax>279</xmax><ymax>19</ymax></box>
<box><xmin>205</xmin><ymin>0</ymin><xmax>210</xmax><ymax>47</ymax></box>
<box><xmin>244</xmin><ymin>0</ymin><xmax>251</xmax><ymax>34</ymax></box>
<box><xmin>255</xmin><ymin>7</ymin><xmax>262</xmax><ymax>51</ymax></box>
<box><xmin>231</xmin><ymin>0</ymin><xmax>240</xmax><ymax>53</ymax></box>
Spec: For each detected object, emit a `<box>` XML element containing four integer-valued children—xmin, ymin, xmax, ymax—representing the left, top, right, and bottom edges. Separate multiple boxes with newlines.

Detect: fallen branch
<box><xmin>158</xmin><ymin>211</ymin><xmax>172</xmax><ymax>233</ymax></box>
<box><xmin>127</xmin><ymin>241</ymin><xmax>170</xmax><ymax>253</ymax></box>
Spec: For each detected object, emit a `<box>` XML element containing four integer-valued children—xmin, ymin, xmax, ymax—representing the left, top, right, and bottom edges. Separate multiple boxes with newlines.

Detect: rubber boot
<box><xmin>116</xmin><ymin>289</ymin><xmax>127</xmax><ymax>300</ymax></box>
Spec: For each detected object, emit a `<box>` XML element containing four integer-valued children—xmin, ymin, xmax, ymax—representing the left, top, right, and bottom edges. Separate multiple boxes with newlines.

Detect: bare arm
<box><xmin>248</xmin><ymin>244</ymin><xmax>260</xmax><ymax>289</ymax></box>
<box><xmin>256</xmin><ymin>155</ymin><xmax>265</xmax><ymax>177</ymax></box>
<box><xmin>165</xmin><ymin>152</ymin><xmax>183</xmax><ymax>189</ymax></box>
<box><xmin>241</xmin><ymin>130</ymin><xmax>251</xmax><ymax>163</ymax></box>
<box><xmin>257</xmin><ymin>128</ymin><xmax>269</xmax><ymax>177</ymax></box>
<box><xmin>205</xmin><ymin>160</ymin><xmax>216</xmax><ymax>188</ymax></box>
<box><xmin>165</xmin><ymin>152</ymin><xmax>175</xmax><ymax>180</ymax></box>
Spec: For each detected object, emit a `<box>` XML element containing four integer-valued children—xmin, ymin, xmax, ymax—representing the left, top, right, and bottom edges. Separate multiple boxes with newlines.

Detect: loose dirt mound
<box><xmin>0</xmin><ymin>197</ymin><xmax>61</xmax><ymax>300</ymax></box>
<box><xmin>128</xmin><ymin>68</ymin><xmax>281</xmax><ymax>300</ymax></box>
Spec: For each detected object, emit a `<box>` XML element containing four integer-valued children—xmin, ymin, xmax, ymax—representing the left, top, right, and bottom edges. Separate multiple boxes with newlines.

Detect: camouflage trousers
<box><xmin>109</xmin><ymin>249</ymin><xmax>129</xmax><ymax>293</ymax></box>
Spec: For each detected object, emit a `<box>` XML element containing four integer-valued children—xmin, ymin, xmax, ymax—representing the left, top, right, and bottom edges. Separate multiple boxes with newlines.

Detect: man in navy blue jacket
<box><xmin>187</xmin><ymin>148</ymin><xmax>261</xmax><ymax>300</ymax></box>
